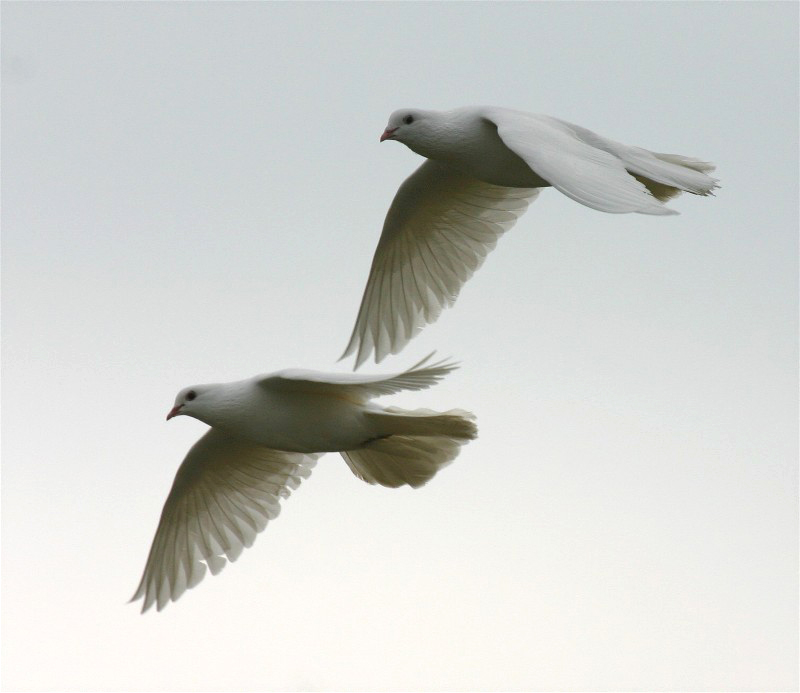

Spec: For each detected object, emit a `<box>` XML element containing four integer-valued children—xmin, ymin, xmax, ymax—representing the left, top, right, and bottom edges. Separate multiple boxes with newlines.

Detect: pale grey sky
<box><xmin>2</xmin><ymin>2</ymin><xmax>798</xmax><ymax>691</ymax></box>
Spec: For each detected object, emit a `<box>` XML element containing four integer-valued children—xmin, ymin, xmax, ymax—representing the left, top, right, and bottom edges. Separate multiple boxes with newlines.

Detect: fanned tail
<box><xmin>341</xmin><ymin>408</ymin><xmax>477</xmax><ymax>488</ymax></box>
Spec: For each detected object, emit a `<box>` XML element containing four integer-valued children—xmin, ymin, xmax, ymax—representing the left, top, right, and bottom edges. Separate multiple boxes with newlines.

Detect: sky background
<box><xmin>2</xmin><ymin>2</ymin><xmax>798</xmax><ymax>691</ymax></box>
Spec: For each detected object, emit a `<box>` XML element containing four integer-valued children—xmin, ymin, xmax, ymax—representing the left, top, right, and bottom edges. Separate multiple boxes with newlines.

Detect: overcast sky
<box><xmin>2</xmin><ymin>2</ymin><xmax>798</xmax><ymax>691</ymax></box>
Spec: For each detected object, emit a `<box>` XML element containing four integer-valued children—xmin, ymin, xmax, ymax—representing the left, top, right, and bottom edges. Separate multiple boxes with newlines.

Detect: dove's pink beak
<box><xmin>166</xmin><ymin>405</ymin><xmax>182</xmax><ymax>421</ymax></box>
<box><xmin>380</xmin><ymin>127</ymin><xmax>398</xmax><ymax>142</ymax></box>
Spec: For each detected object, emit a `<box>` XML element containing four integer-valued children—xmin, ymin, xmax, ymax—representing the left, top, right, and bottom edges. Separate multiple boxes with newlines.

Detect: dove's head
<box><xmin>381</xmin><ymin>109</ymin><xmax>419</xmax><ymax>142</ymax></box>
<box><xmin>167</xmin><ymin>385</ymin><xmax>212</xmax><ymax>421</ymax></box>
<box><xmin>381</xmin><ymin>109</ymin><xmax>443</xmax><ymax>154</ymax></box>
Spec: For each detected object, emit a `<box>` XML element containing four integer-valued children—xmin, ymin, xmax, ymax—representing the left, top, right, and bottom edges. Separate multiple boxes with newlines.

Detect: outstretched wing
<box><xmin>131</xmin><ymin>429</ymin><xmax>319</xmax><ymax>613</ymax></box>
<box><xmin>258</xmin><ymin>353</ymin><xmax>459</xmax><ymax>401</ymax></box>
<box><xmin>340</xmin><ymin>159</ymin><xmax>537</xmax><ymax>368</ymax></box>
<box><xmin>485</xmin><ymin>108</ymin><xmax>677</xmax><ymax>216</ymax></box>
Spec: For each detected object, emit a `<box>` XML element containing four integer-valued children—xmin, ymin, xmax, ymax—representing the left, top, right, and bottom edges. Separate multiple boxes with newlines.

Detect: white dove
<box><xmin>341</xmin><ymin>106</ymin><xmax>719</xmax><ymax>368</ymax></box>
<box><xmin>131</xmin><ymin>355</ymin><xmax>475</xmax><ymax>613</ymax></box>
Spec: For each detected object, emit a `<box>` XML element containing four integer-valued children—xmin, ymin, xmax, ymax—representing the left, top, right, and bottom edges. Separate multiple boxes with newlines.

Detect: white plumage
<box><xmin>132</xmin><ymin>356</ymin><xmax>476</xmax><ymax>613</ymax></box>
<box><xmin>342</xmin><ymin>106</ymin><xmax>719</xmax><ymax>368</ymax></box>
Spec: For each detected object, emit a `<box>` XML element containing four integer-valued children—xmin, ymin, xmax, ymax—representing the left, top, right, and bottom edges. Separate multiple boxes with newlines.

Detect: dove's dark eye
<box><xmin>403</xmin><ymin>115</ymin><xmax>414</xmax><ymax>125</ymax></box>
<box><xmin>186</xmin><ymin>390</ymin><xmax>197</xmax><ymax>402</ymax></box>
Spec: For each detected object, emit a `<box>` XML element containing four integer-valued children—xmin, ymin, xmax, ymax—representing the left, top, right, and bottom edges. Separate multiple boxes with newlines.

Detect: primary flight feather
<box><xmin>342</xmin><ymin>106</ymin><xmax>719</xmax><ymax>368</ymax></box>
<box><xmin>131</xmin><ymin>355</ymin><xmax>476</xmax><ymax>613</ymax></box>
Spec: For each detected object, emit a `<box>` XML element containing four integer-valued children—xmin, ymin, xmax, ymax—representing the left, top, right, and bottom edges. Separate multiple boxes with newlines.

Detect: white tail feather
<box><xmin>341</xmin><ymin>408</ymin><xmax>477</xmax><ymax>488</ymax></box>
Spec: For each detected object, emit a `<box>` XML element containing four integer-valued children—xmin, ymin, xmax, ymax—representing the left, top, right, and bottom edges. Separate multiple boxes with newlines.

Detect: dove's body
<box><xmin>181</xmin><ymin>376</ymin><xmax>377</xmax><ymax>452</ymax></box>
<box><xmin>386</xmin><ymin>106</ymin><xmax>718</xmax><ymax>205</ymax></box>
<box><xmin>133</xmin><ymin>357</ymin><xmax>475</xmax><ymax>612</ymax></box>
<box><xmin>342</xmin><ymin>106</ymin><xmax>719</xmax><ymax>368</ymax></box>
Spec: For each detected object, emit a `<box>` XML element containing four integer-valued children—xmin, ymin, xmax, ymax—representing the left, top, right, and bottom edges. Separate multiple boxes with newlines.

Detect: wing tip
<box><xmin>653</xmin><ymin>206</ymin><xmax>680</xmax><ymax>216</ymax></box>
